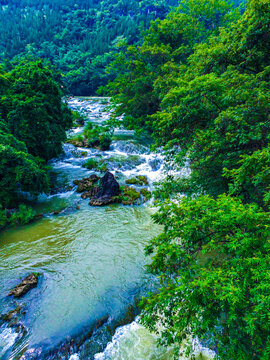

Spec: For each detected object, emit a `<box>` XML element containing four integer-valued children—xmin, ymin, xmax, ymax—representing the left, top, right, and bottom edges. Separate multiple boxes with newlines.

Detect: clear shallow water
<box><xmin>0</xmin><ymin>98</ymin><xmax>211</xmax><ymax>360</ymax></box>
<box><xmin>0</xmin><ymin>203</ymin><xmax>160</xmax><ymax>358</ymax></box>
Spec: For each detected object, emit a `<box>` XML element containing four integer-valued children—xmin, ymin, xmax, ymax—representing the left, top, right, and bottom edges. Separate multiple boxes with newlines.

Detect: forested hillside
<box><xmin>0</xmin><ymin>0</ymin><xmax>177</xmax><ymax>95</ymax></box>
<box><xmin>105</xmin><ymin>0</ymin><xmax>270</xmax><ymax>358</ymax></box>
<box><xmin>0</xmin><ymin>0</ymin><xmax>269</xmax><ymax>358</ymax></box>
<box><xmin>0</xmin><ymin>59</ymin><xmax>73</xmax><ymax>227</ymax></box>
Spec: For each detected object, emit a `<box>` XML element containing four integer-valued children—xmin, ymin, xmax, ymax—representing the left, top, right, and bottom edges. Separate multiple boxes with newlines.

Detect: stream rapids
<box><xmin>0</xmin><ymin>98</ymin><xmax>213</xmax><ymax>360</ymax></box>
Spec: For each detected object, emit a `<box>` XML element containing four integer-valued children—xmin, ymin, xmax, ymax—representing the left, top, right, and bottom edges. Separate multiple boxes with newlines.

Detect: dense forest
<box><xmin>0</xmin><ymin>0</ymin><xmax>269</xmax><ymax>359</ymax></box>
<box><xmin>0</xmin><ymin>59</ymin><xmax>73</xmax><ymax>227</ymax></box>
<box><xmin>104</xmin><ymin>0</ymin><xmax>270</xmax><ymax>358</ymax></box>
<box><xmin>0</xmin><ymin>0</ymin><xmax>178</xmax><ymax>95</ymax></box>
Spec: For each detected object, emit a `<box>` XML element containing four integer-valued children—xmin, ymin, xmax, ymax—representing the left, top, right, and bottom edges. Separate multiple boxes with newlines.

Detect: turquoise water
<box><xmin>0</xmin><ymin>98</ymin><xmax>213</xmax><ymax>360</ymax></box>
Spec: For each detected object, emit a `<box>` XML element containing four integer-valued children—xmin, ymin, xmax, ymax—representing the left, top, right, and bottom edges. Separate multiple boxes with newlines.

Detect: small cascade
<box><xmin>0</xmin><ymin>321</ymin><xmax>28</xmax><ymax>360</ymax></box>
<box><xmin>93</xmin><ymin>318</ymin><xmax>215</xmax><ymax>360</ymax></box>
<box><xmin>0</xmin><ymin>324</ymin><xmax>19</xmax><ymax>358</ymax></box>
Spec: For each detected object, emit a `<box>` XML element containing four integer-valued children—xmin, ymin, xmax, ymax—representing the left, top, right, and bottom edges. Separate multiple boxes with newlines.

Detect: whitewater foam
<box><xmin>0</xmin><ymin>325</ymin><xmax>19</xmax><ymax>357</ymax></box>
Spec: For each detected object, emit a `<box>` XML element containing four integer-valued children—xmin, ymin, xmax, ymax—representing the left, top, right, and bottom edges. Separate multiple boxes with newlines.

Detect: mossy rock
<box><xmin>74</xmin><ymin>175</ymin><xmax>100</xmax><ymax>193</ymax></box>
<box><xmin>137</xmin><ymin>175</ymin><xmax>148</xmax><ymax>185</ymax></box>
<box><xmin>67</xmin><ymin>135</ymin><xmax>85</xmax><ymax>147</ymax></box>
<box><xmin>125</xmin><ymin>175</ymin><xmax>148</xmax><ymax>186</ymax></box>
<box><xmin>82</xmin><ymin>159</ymin><xmax>108</xmax><ymax>172</ymax></box>
<box><xmin>83</xmin><ymin>158</ymin><xmax>98</xmax><ymax>170</ymax></box>
<box><xmin>140</xmin><ymin>188</ymin><xmax>151</xmax><ymax>201</ymax></box>
<box><xmin>125</xmin><ymin>178</ymin><xmax>138</xmax><ymax>185</ymax></box>
<box><xmin>110</xmin><ymin>195</ymin><xmax>125</xmax><ymax>203</ymax></box>
<box><xmin>121</xmin><ymin>186</ymin><xmax>141</xmax><ymax>204</ymax></box>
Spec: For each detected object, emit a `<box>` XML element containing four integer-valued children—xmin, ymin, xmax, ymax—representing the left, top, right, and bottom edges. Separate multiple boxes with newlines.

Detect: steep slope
<box><xmin>0</xmin><ymin>0</ymin><xmax>178</xmax><ymax>95</ymax></box>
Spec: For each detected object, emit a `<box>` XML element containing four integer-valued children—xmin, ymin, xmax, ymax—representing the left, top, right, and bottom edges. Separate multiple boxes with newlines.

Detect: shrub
<box><xmin>126</xmin><ymin>175</ymin><xmax>148</xmax><ymax>186</ymax></box>
<box><xmin>67</xmin><ymin>134</ymin><xmax>84</xmax><ymax>146</ymax></box>
<box><xmin>10</xmin><ymin>205</ymin><xmax>36</xmax><ymax>226</ymax></box>
<box><xmin>99</xmin><ymin>134</ymin><xmax>112</xmax><ymax>151</ymax></box>
<box><xmin>83</xmin><ymin>158</ymin><xmax>98</xmax><ymax>170</ymax></box>
<box><xmin>140</xmin><ymin>188</ymin><xmax>151</xmax><ymax>200</ymax></box>
<box><xmin>71</xmin><ymin>110</ymin><xmax>85</xmax><ymax>126</ymax></box>
<box><xmin>84</xmin><ymin>122</ymin><xmax>112</xmax><ymax>151</ymax></box>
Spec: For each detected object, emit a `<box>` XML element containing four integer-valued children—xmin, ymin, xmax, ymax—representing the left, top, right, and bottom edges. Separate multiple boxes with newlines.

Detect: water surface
<box><xmin>0</xmin><ymin>98</ymin><xmax>212</xmax><ymax>360</ymax></box>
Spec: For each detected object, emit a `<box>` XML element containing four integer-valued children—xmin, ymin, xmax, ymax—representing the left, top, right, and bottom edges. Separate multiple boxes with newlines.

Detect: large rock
<box><xmin>9</xmin><ymin>273</ymin><xmax>39</xmax><ymax>298</ymax></box>
<box><xmin>97</xmin><ymin>171</ymin><xmax>120</xmax><ymax>198</ymax></box>
<box><xmin>81</xmin><ymin>186</ymin><xmax>99</xmax><ymax>199</ymax></box>
<box><xmin>74</xmin><ymin>174</ymin><xmax>100</xmax><ymax>193</ymax></box>
<box><xmin>89</xmin><ymin>171</ymin><xmax>120</xmax><ymax>206</ymax></box>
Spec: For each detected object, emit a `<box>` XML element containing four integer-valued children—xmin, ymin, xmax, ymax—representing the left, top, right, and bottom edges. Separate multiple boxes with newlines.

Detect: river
<box><xmin>0</xmin><ymin>98</ymin><xmax>213</xmax><ymax>360</ymax></box>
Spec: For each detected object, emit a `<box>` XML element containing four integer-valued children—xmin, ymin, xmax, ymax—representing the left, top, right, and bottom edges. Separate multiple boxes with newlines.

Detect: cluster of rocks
<box><xmin>0</xmin><ymin>305</ymin><xmax>27</xmax><ymax>338</ymax></box>
<box><xmin>0</xmin><ymin>273</ymin><xmax>41</xmax><ymax>347</ymax></box>
<box><xmin>74</xmin><ymin>171</ymin><xmax>151</xmax><ymax>206</ymax></box>
<box><xmin>74</xmin><ymin>172</ymin><xmax>120</xmax><ymax>206</ymax></box>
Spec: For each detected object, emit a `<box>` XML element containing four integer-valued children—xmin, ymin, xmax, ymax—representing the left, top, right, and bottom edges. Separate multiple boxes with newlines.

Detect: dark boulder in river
<box><xmin>97</xmin><ymin>171</ymin><xmax>120</xmax><ymax>198</ymax></box>
<box><xmin>89</xmin><ymin>171</ymin><xmax>120</xmax><ymax>206</ymax></box>
<box><xmin>9</xmin><ymin>273</ymin><xmax>39</xmax><ymax>298</ymax></box>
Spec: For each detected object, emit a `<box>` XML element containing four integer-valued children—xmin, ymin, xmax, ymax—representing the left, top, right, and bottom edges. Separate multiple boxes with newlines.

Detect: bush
<box><xmin>0</xmin><ymin>206</ymin><xmax>7</xmax><ymax>228</ymax></box>
<box><xmin>83</xmin><ymin>158</ymin><xmax>98</xmax><ymax>170</ymax></box>
<box><xmin>10</xmin><ymin>205</ymin><xmax>36</xmax><ymax>226</ymax></box>
<box><xmin>0</xmin><ymin>130</ymin><xmax>50</xmax><ymax>208</ymax></box>
<box><xmin>142</xmin><ymin>194</ymin><xmax>270</xmax><ymax>359</ymax></box>
<box><xmin>84</xmin><ymin>122</ymin><xmax>112</xmax><ymax>151</ymax></box>
<box><xmin>99</xmin><ymin>133</ymin><xmax>112</xmax><ymax>151</ymax></box>
<box><xmin>126</xmin><ymin>175</ymin><xmax>148</xmax><ymax>186</ymax></box>
<box><xmin>67</xmin><ymin>134</ymin><xmax>84</xmax><ymax>146</ymax></box>
<box><xmin>98</xmin><ymin>161</ymin><xmax>108</xmax><ymax>172</ymax></box>
<box><xmin>71</xmin><ymin>110</ymin><xmax>85</xmax><ymax>126</ymax></box>
<box><xmin>83</xmin><ymin>158</ymin><xmax>108</xmax><ymax>172</ymax></box>
<box><xmin>140</xmin><ymin>188</ymin><xmax>151</xmax><ymax>200</ymax></box>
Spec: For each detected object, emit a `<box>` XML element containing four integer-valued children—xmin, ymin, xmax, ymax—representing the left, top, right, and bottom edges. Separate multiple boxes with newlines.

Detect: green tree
<box><xmin>142</xmin><ymin>195</ymin><xmax>270</xmax><ymax>359</ymax></box>
<box><xmin>0</xmin><ymin>59</ymin><xmax>73</xmax><ymax>160</ymax></box>
<box><xmin>106</xmin><ymin>0</ymin><xmax>270</xmax><ymax>358</ymax></box>
<box><xmin>0</xmin><ymin>119</ymin><xmax>49</xmax><ymax>207</ymax></box>
<box><xmin>0</xmin><ymin>0</ymin><xmax>179</xmax><ymax>95</ymax></box>
<box><xmin>104</xmin><ymin>0</ymin><xmax>240</xmax><ymax>132</ymax></box>
<box><xmin>0</xmin><ymin>58</ymin><xmax>72</xmax><ymax>220</ymax></box>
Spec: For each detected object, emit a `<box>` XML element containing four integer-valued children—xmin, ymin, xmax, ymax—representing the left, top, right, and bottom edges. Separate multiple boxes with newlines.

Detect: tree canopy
<box><xmin>105</xmin><ymin>0</ymin><xmax>270</xmax><ymax>358</ymax></box>
<box><xmin>0</xmin><ymin>58</ymin><xmax>72</xmax><ymax>216</ymax></box>
<box><xmin>0</xmin><ymin>0</ymin><xmax>178</xmax><ymax>95</ymax></box>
